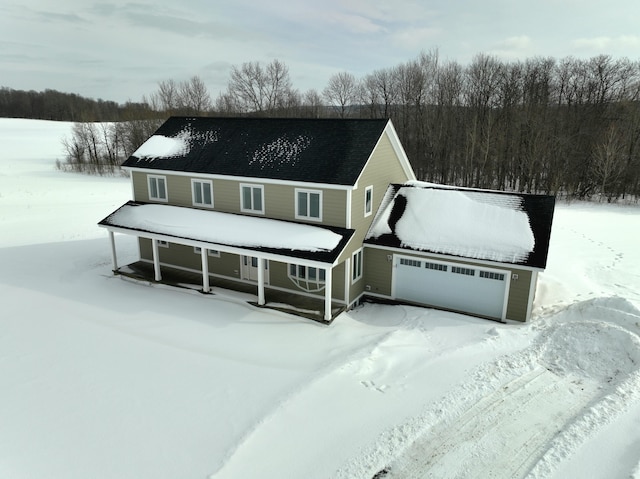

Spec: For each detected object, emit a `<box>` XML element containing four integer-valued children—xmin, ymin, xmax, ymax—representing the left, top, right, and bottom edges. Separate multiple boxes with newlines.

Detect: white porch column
<box><xmin>151</xmin><ymin>238</ymin><xmax>162</xmax><ymax>281</ymax></box>
<box><xmin>108</xmin><ymin>231</ymin><xmax>118</xmax><ymax>271</ymax></box>
<box><xmin>201</xmin><ymin>248</ymin><xmax>210</xmax><ymax>293</ymax></box>
<box><xmin>324</xmin><ymin>266</ymin><xmax>333</xmax><ymax>321</ymax></box>
<box><xmin>257</xmin><ymin>258</ymin><xmax>266</xmax><ymax>306</ymax></box>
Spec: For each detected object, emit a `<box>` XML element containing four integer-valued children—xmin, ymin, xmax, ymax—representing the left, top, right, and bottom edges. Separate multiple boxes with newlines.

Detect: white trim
<box><xmin>294</xmin><ymin>188</ymin><xmax>323</xmax><ymax>222</ymax></box>
<box><xmin>257</xmin><ymin>258</ymin><xmax>266</xmax><ymax>305</ymax></box>
<box><xmin>344</xmin><ymin>257</ymin><xmax>351</xmax><ymax>304</ymax></box>
<box><xmin>363</xmin><ymin>243</ymin><xmax>544</xmax><ymax>273</ymax></box>
<box><xmin>240</xmin><ymin>183</ymin><xmax>265</xmax><ymax>215</ymax></box>
<box><xmin>137</xmin><ymin>259</ymin><xmax>348</xmax><ymax>305</ymax></box>
<box><xmin>288</xmin><ymin>263</ymin><xmax>326</xmax><ymax>292</ymax></box>
<box><xmin>384</xmin><ymin>121</ymin><xmax>416</xmax><ymax>181</ymax></box>
<box><xmin>351</xmin><ymin>248</ymin><xmax>363</xmax><ymax>284</ymax></box>
<box><xmin>108</xmin><ymin>231</ymin><xmax>118</xmax><ymax>270</ymax></box>
<box><xmin>201</xmin><ymin>248</ymin><xmax>210</xmax><ymax>293</ymax></box>
<box><xmin>324</xmin><ymin>266</ymin><xmax>333</xmax><ymax>321</ymax></box>
<box><xmin>191</xmin><ymin>178</ymin><xmax>214</xmax><ymax>208</ymax></box>
<box><xmin>524</xmin><ymin>270</ymin><xmax>538</xmax><ymax>322</ymax></box>
<box><xmin>345</xmin><ymin>189</ymin><xmax>352</xmax><ymax>229</ymax></box>
<box><xmin>123</xmin><ymin>166</ymin><xmax>354</xmax><ymax>190</ymax></box>
<box><xmin>157</xmin><ymin>240</ymin><xmax>169</xmax><ymax>248</ymax></box>
<box><xmin>364</xmin><ymin>185</ymin><xmax>374</xmax><ymax>217</ymax></box>
<box><xmin>151</xmin><ymin>238</ymin><xmax>161</xmax><ymax>281</ymax></box>
<box><xmin>147</xmin><ymin>174</ymin><xmax>168</xmax><ymax>202</ymax></box>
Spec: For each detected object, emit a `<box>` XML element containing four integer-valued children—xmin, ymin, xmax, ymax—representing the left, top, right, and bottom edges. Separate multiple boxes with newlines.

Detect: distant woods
<box><xmin>5</xmin><ymin>50</ymin><xmax>640</xmax><ymax>200</ymax></box>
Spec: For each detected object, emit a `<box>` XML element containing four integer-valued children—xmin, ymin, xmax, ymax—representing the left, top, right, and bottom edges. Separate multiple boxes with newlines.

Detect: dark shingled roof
<box><xmin>365</xmin><ymin>184</ymin><xmax>556</xmax><ymax>269</ymax></box>
<box><xmin>121</xmin><ymin>116</ymin><xmax>390</xmax><ymax>186</ymax></box>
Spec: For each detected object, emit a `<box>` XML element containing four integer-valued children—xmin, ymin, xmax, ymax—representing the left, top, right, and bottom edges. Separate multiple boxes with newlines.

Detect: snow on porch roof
<box><xmin>365</xmin><ymin>183</ymin><xmax>555</xmax><ymax>269</ymax></box>
<box><xmin>99</xmin><ymin>201</ymin><xmax>354</xmax><ymax>264</ymax></box>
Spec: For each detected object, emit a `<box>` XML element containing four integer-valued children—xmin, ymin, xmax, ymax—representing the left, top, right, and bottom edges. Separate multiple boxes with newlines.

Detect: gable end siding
<box><xmin>342</xmin><ymin>132</ymin><xmax>412</xmax><ymax>303</ymax></box>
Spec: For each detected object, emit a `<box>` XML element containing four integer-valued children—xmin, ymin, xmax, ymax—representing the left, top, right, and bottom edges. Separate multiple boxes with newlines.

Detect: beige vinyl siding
<box><xmin>362</xmin><ymin>247</ymin><xmax>534</xmax><ymax>322</ymax></box>
<box><xmin>362</xmin><ymin>247</ymin><xmax>393</xmax><ymax>296</ymax></box>
<box><xmin>505</xmin><ymin>268</ymin><xmax>532</xmax><ymax>322</ymax></box>
<box><xmin>132</xmin><ymin>172</ymin><xmax>348</xmax><ymax>226</ymax></box>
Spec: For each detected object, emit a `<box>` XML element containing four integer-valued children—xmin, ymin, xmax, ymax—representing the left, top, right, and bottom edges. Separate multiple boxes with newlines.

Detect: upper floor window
<box><xmin>295</xmin><ymin>188</ymin><xmax>322</xmax><ymax>221</ymax></box>
<box><xmin>192</xmin><ymin>179</ymin><xmax>213</xmax><ymax>207</ymax></box>
<box><xmin>240</xmin><ymin>183</ymin><xmax>264</xmax><ymax>214</ymax></box>
<box><xmin>364</xmin><ymin>185</ymin><xmax>373</xmax><ymax>217</ymax></box>
<box><xmin>148</xmin><ymin>175</ymin><xmax>167</xmax><ymax>202</ymax></box>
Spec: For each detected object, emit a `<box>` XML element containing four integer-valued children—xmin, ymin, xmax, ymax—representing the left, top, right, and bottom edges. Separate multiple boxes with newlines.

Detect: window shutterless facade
<box><xmin>352</xmin><ymin>248</ymin><xmax>363</xmax><ymax>283</ymax></box>
<box><xmin>191</xmin><ymin>179</ymin><xmax>213</xmax><ymax>207</ymax></box>
<box><xmin>288</xmin><ymin>264</ymin><xmax>326</xmax><ymax>292</ymax></box>
<box><xmin>193</xmin><ymin>247</ymin><xmax>220</xmax><ymax>257</ymax></box>
<box><xmin>364</xmin><ymin>185</ymin><xmax>373</xmax><ymax>217</ymax></box>
<box><xmin>295</xmin><ymin>188</ymin><xmax>322</xmax><ymax>221</ymax></box>
<box><xmin>148</xmin><ymin>175</ymin><xmax>168</xmax><ymax>202</ymax></box>
<box><xmin>240</xmin><ymin>184</ymin><xmax>264</xmax><ymax>214</ymax></box>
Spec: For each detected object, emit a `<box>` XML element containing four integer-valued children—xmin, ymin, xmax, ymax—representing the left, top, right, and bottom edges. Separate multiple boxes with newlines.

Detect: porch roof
<box><xmin>98</xmin><ymin>201</ymin><xmax>354</xmax><ymax>264</ymax></box>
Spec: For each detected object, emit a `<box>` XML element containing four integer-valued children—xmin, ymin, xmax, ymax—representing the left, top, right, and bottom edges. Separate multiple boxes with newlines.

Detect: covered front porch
<box><xmin>98</xmin><ymin>201</ymin><xmax>355</xmax><ymax>323</ymax></box>
<box><xmin>115</xmin><ymin>260</ymin><xmax>346</xmax><ymax>323</ymax></box>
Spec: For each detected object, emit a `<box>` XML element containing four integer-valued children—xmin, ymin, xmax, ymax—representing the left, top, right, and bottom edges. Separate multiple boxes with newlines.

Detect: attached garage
<box><xmin>393</xmin><ymin>255</ymin><xmax>510</xmax><ymax>320</ymax></box>
<box><xmin>364</xmin><ymin>183</ymin><xmax>555</xmax><ymax>322</ymax></box>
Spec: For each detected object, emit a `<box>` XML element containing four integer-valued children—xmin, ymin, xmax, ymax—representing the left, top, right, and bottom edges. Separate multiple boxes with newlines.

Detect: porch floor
<box><xmin>115</xmin><ymin>261</ymin><xmax>345</xmax><ymax>324</ymax></box>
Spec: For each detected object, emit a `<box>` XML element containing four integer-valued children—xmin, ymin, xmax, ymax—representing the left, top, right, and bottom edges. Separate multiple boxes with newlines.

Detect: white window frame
<box><xmin>157</xmin><ymin>240</ymin><xmax>169</xmax><ymax>248</ymax></box>
<box><xmin>191</xmin><ymin>178</ymin><xmax>214</xmax><ymax>208</ymax></box>
<box><xmin>288</xmin><ymin>263</ymin><xmax>326</xmax><ymax>292</ymax></box>
<box><xmin>148</xmin><ymin>175</ymin><xmax>168</xmax><ymax>202</ymax></box>
<box><xmin>193</xmin><ymin>247</ymin><xmax>220</xmax><ymax>257</ymax></box>
<box><xmin>364</xmin><ymin>185</ymin><xmax>373</xmax><ymax>217</ymax></box>
<box><xmin>295</xmin><ymin>188</ymin><xmax>323</xmax><ymax>222</ymax></box>
<box><xmin>352</xmin><ymin>248</ymin><xmax>363</xmax><ymax>283</ymax></box>
<box><xmin>240</xmin><ymin>183</ymin><xmax>265</xmax><ymax>214</ymax></box>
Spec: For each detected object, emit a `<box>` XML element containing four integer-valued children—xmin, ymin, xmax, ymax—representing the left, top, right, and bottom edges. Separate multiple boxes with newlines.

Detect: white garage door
<box><xmin>393</xmin><ymin>256</ymin><xmax>509</xmax><ymax>320</ymax></box>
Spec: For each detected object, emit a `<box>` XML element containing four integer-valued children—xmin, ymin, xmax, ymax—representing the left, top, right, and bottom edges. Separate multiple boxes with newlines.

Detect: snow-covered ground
<box><xmin>1</xmin><ymin>118</ymin><xmax>639</xmax><ymax>479</ymax></box>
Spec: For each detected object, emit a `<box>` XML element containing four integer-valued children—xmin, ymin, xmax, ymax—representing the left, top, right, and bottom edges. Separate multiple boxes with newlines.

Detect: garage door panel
<box><xmin>394</xmin><ymin>257</ymin><xmax>508</xmax><ymax>320</ymax></box>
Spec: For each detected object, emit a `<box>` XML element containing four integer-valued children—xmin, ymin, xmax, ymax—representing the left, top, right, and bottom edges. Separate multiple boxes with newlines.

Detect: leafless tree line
<box><xmin>56</xmin><ymin>52</ymin><xmax>640</xmax><ymax>199</ymax></box>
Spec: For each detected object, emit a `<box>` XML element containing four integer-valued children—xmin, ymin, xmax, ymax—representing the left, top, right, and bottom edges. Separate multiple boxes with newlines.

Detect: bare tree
<box><xmin>226</xmin><ymin>59</ymin><xmax>294</xmax><ymax>114</ymax></box>
<box><xmin>178</xmin><ymin>76</ymin><xmax>212</xmax><ymax>114</ymax></box>
<box><xmin>323</xmin><ymin>71</ymin><xmax>359</xmax><ymax>118</ymax></box>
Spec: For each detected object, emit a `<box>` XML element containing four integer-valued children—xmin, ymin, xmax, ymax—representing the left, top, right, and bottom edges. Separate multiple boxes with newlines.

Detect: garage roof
<box><xmin>365</xmin><ymin>182</ymin><xmax>555</xmax><ymax>269</ymax></box>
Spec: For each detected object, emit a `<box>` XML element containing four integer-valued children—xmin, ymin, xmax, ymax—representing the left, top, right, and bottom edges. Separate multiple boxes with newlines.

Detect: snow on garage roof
<box><xmin>366</xmin><ymin>183</ymin><xmax>555</xmax><ymax>268</ymax></box>
<box><xmin>99</xmin><ymin>201</ymin><xmax>354</xmax><ymax>264</ymax></box>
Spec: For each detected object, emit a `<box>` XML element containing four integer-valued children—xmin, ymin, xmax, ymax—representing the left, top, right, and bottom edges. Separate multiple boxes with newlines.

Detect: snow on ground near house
<box><xmin>1</xmin><ymin>119</ymin><xmax>640</xmax><ymax>479</ymax></box>
<box><xmin>102</xmin><ymin>202</ymin><xmax>343</xmax><ymax>252</ymax></box>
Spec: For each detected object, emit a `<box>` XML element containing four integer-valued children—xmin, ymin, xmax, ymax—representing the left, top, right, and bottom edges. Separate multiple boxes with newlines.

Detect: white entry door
<box><xmin>393</xmin><ymin>256</ymin><xmax>509</xmax><ymax>320</ymax></box>
<box><xmin>241</xmin><ymin>256</ymin><xmax>269</xmax><ymax>283</ymax></box>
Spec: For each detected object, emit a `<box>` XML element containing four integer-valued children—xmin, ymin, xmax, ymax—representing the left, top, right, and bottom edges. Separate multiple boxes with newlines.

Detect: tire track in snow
<box><xmin>364</xmin><ymin>304</ymin><xmax>640</xmax><ymax>479</ymax></box>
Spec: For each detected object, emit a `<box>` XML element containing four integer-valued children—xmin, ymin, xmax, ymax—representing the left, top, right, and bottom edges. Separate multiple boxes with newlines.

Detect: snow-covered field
<box><xmin>1</xmin><ymin>118</ymin><xmax>640</xmax><ymax>479</ymax></box>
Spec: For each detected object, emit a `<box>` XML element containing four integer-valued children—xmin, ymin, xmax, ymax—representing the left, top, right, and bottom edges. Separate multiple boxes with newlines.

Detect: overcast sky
<box><xmin>1</xmin><ymin>0</ymin><xmax>639</xmax><ymax>104</ymax></box>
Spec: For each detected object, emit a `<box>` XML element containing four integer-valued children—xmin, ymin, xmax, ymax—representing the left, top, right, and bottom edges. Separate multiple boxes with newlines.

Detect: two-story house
<box><xmin>99</xmin><ymin>117</ymin><xmax>555</xmax><ymax>323</ymax></box>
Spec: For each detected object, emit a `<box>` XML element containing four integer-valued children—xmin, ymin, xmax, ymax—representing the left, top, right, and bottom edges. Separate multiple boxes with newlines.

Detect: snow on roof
<box><xmin>102</xmin><ymin>202</ymin><xmax>343</xmax><ymax>253</ymax></box>
<box><xmin>132</xmin><ymin>133</ymin><xmax>190</xmax><ymax>161</ymax></box>
<box><xmin>249</xmin><ymin>135</ymin><xmax>311</xmax><ymax>169</ymax></box>
<box><xmin>368</xmin><ymin>185</ymin><xmax>535</xmax><ymax>264</ymax></box>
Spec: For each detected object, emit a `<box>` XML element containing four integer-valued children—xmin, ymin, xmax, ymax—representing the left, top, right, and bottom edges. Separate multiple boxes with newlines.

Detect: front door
<box><xmin>241</xmin><ymin>256</ymin><xmax>269</xmax><ymax>283</ymax></box>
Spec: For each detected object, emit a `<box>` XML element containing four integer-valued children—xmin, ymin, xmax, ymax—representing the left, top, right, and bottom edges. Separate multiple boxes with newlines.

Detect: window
<box><xmin>193</xmin><ymin>247</ymin><xmax>220</xmax><ymax>257</ymax></box>
<box><xmin>352</xmin><ymin>249</ymin><xmax>363</xmax><ymax>283</ymax></box>
<box><xmin>400</xmin><ymin>258</ymin><xmax>421</xmax><ymax>267</ymax></box>
<box><xmin>364</xmin><ymin>185</ymin><xmax>373</xmax><ymax>217</ymax></box>
<box><xmin>148</xmin><ymin>175</ymin><xmax>167</xmax><ymax>202</ymax></box>
<box><xmin>240</xmin><ymin>184</ymin><xmax>264</xmax><ymax>214</ymax></box>
<box><xmin>425</xmin><ymin>261</ymin><xmax>447</xmax><ymax>272</ymax></box>
<box><xmin>295</xmin><ymin>189</ymin><xmax>322</xmax><ymax>221</ymax></box>
<box><xmin>480</xmin><ymin>270</ymin><xmax>505</xmax><ymax>281</ymax></box>
<box><xmin>452</xmin><ymin>266</ymin><xmax>475</xmax><ymax>276</ymax></box>
<box><xmin>192</xmin><ymin>179</ymin><xmax>213</xmax><ymax>207</ymax></box>
<box><xmin>157</xmin><ymin>240</ymin><xmax>169</xmax><ymax>248</ymax></box>
<box><xmin>288</xmin><ymin>264</ymin><xmax>326</xmax><ymax>292</ymax></box>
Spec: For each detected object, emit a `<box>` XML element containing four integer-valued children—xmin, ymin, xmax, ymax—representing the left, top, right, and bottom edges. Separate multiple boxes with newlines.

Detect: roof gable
<box><xmin>365</xmin><ymin>182</ymin><xmax>555</xmax><ymax>269</ymax></box>
<box><xmin>122</xmin><ymin>117</ymin><xmax>390</xmax><ymax>186</ymax></box>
